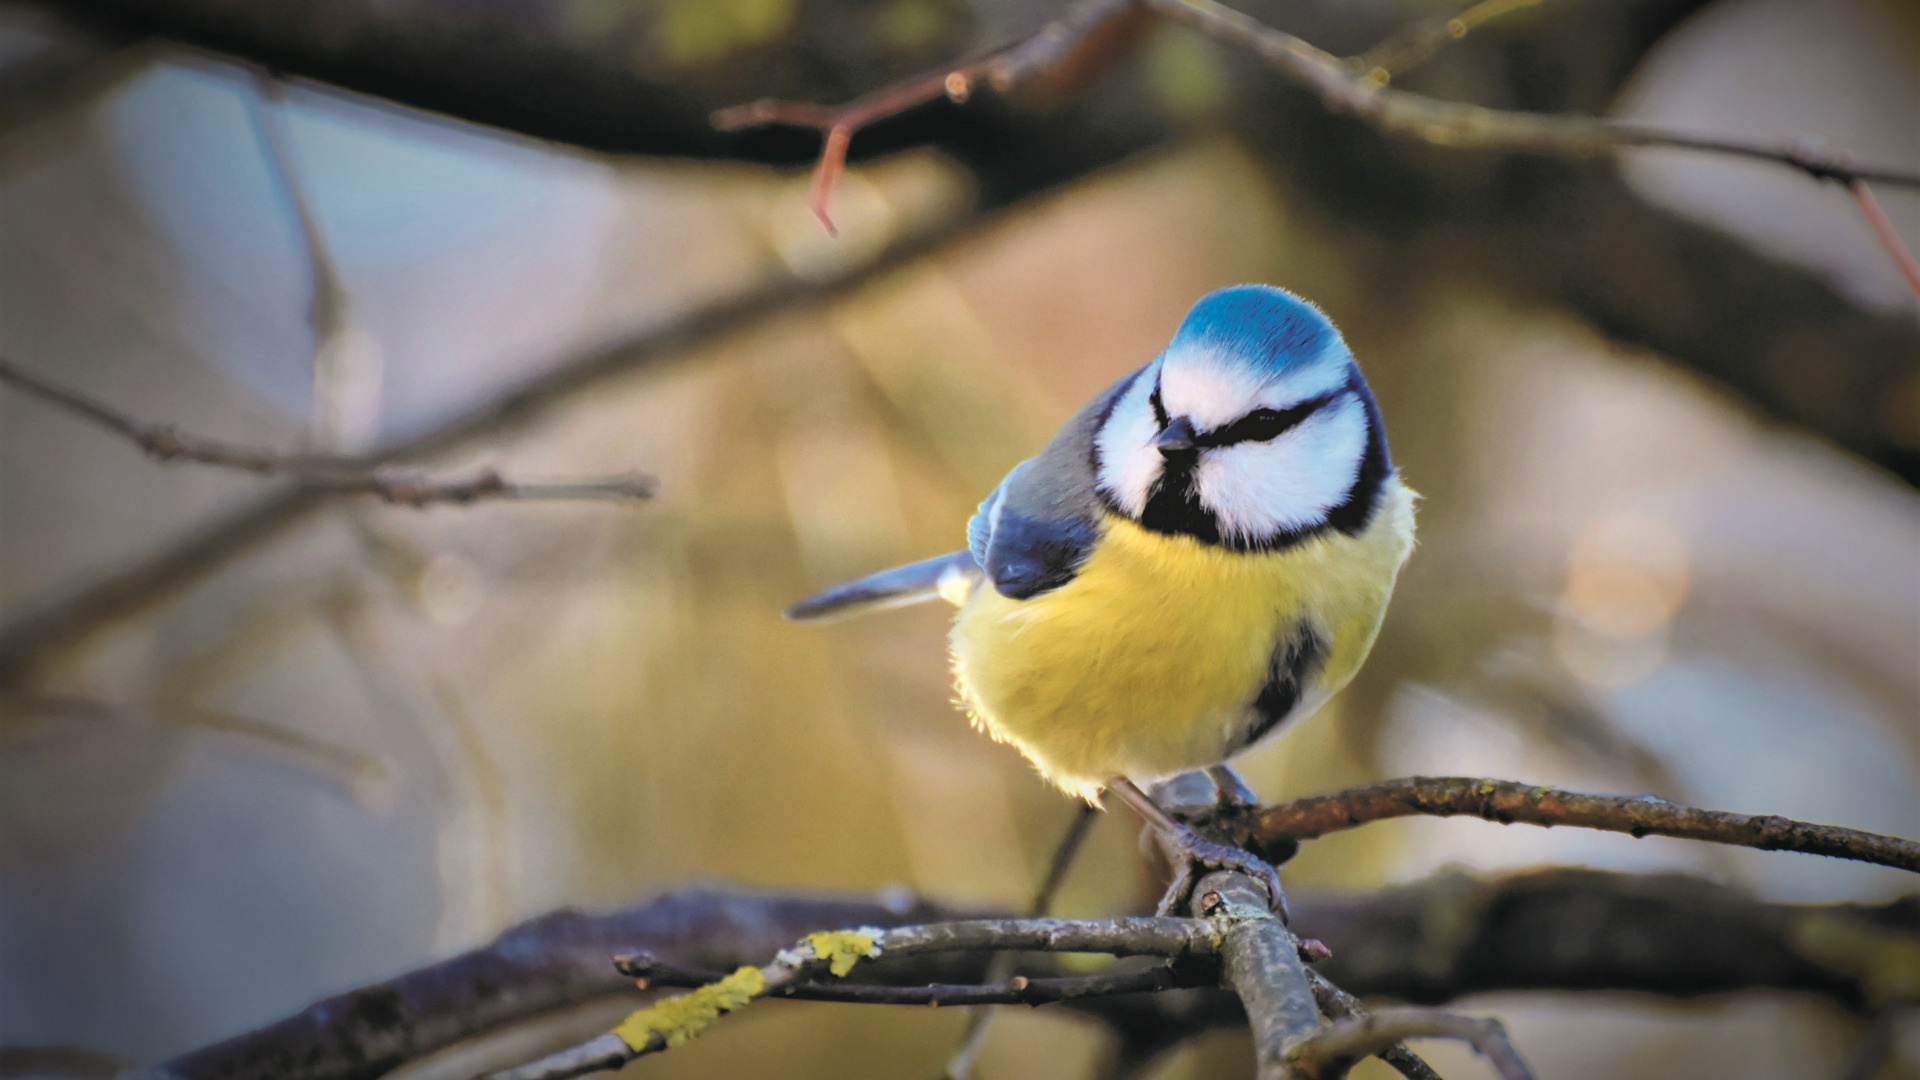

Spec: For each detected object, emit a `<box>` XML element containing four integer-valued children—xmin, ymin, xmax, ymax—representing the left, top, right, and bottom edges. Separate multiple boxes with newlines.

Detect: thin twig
<box><xmin>1285</xmin><ymin>1008</ymin><xmax>1535</xmax><ymax>1080</ymax></box>
<box><xmin>1306</xmin><ymin>970</ymin><xmax>1445</xmax><ymax>1080</ymax></box>
<box><xmin>1348</xmin><ymin>0</ymin><xmax>1548</xmax><ymax>84</ymax></box>
<box><xmin>1253</xmin><ymin>777</ymin><xmax>1920</xmax><ymax>873</ymax></box>
<box><xmin>1851</xmin><ymin>180</ymin><xmax>1920</xmax><ymax>305</ymax></box>
<box><xmin>0</xmin><ymin>358</ymin><xmax>655</xmax><ymax>506</ymax></box>
<box><xmin>712</xmin><ymin>0</ymin><xmax>1135</xmax><ymax>233</ymax></box>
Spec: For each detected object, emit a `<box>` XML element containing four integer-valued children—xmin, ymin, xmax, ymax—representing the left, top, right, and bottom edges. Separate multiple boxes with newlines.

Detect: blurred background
<box><xmin>0</xmin><ymin>0</ymin><xmax>1915</xmax><ymax>1077</ymax></box>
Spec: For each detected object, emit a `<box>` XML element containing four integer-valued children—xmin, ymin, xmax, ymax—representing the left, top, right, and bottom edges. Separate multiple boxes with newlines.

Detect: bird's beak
<box><xmin>1152</xmin><ymin>416</ymin><xmax>1197</xmax><ymax>453</ymax></box>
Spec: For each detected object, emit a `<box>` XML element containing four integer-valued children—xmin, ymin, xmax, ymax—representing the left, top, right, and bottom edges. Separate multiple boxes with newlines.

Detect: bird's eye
<box><xmin>1233</xmin><ymin>408</ymin><xmax>1290</xmax><ymax>442</ymax></box>
<box><xmin>1206</xmin><ymin>395</ymin><xmax>1334</xmax><ymax>446</ymax></box>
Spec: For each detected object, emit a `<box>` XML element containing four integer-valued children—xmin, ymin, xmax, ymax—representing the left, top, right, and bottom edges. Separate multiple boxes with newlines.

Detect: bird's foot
<box><xmin>1152</xmin><ymin>822</ymin><xmax>1289</xmax><ymax>922</ymax></box>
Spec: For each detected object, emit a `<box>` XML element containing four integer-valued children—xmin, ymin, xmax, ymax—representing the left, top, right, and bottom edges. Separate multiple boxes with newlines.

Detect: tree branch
<box><xmin>614</xmin><ymin>950</ymin><xmax>1209</xmax><ymax>1006</ymax></box>
<box><xmin>1253</xmin><ymin>777</ymin><xmax>1920</xmax><ymax>874</ymax></box>
<box><xmin>127</xmin><ymin>869</ymin><xmax>1920</xmax><ymax>1080</ymax></box>
<box><xmin>0</xmin><ymin>358</ymin><xmax>655</xmax><ymax>506</ymax></box>
<box><xmin>482</xmin><ymin>915</ymin><xmax>1228</xmax><ymax>1080</ymax></box>
<box><xmin>1192</xmin><ymin>871</ymin><xmax>1322</xmax><ymax>1080</ymax></box>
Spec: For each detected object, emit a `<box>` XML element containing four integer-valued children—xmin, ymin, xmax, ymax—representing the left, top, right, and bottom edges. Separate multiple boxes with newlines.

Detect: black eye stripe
<box><xmin>1196</xmin><ymin>393</ymin><xmax>1338</xmax><ymax>447</ymax></box>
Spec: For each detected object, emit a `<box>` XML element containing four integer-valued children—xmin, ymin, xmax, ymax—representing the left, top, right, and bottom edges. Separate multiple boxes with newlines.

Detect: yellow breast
<box><xmin>949</xmin><ymin>479</ymin><xmax>1416</xmax><ymax>800</ymax></box>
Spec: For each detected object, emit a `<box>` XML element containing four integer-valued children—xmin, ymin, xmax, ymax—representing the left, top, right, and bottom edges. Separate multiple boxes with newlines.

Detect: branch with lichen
<box><xmin>1250</xmin><ymin>776</ymin><xmax>1920</xmax><ymax>873</ymax></box>
<box><xmin>0</xmin><ymin>358</ymin><xmax>655</xmax><ymax>507</ymax></box>
<box><xmin>479</xmin><ymin>917</ymin><xmax>1225</xmax><ymax>1080</ymax></box>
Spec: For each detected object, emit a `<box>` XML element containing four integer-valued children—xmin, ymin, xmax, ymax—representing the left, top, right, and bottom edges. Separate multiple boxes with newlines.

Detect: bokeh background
<box><xmin>1</xmin><ymin>0</ymin><xmax>1916</xmax><ymax>1077</ymax></box>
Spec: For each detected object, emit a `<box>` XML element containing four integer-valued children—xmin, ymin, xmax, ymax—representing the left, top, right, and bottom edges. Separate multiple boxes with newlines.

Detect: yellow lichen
<box><xmin>805</xmin><ymin>930</ymin><xmax>880</xmax><ymax>976</ymax></box>
<box><xmin>612</xmin><ymin>965</ymin><xmax>765</xmax><ymax>1050</ymax></box>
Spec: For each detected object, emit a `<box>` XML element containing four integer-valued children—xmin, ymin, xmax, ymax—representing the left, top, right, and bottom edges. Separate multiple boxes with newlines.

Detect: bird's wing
<box><xmin>785</xmin><ymin>550</ymin><xmax>982</xmax><ymax>621</ymax></box>
<box><xmin>969</xmin><ymin>367</ymin><xmax>1141</xmax><ymax>600</ymax></box>
<box><xmin>785</xmin><ymin>365</ymin><xmax>1144</xmax><ymax>620</ymax></box>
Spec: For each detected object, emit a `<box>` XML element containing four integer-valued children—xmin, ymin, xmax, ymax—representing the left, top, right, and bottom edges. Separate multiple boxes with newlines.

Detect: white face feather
<box><xmin>1093</xmin><ymin>361</ymin><xmax>1166</xmax><ymax>519</ymax></box>
<box><xmin>1194</xmin><ymin>395</ymin><xmax>1367</xmax><ymax>539</ymax></box>
<box><xmin>1094</xmin><ymin>341</ymin><xmax>1371</xmax><ymax>544</ymax></box>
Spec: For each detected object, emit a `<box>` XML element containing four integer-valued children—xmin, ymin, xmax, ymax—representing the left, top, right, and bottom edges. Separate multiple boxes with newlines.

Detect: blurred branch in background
<box><xmin>0</xmin><ymin>200</ymin><xmax>979</xmax><ymax>685</ymax></box>
<box><xmin>127</xmin><ymin>863</ymin><xmax>1920</xmax><ymax>1080</ymax></box>
<box><xmin>717</xmin><ymin>0</ymin><xmax>1920</xmax><ymax>259</ymax></box>
<box><xmin>0</xmin><ymin>359</ymin><xmax>657</xmax><ymax>506</ymax></box>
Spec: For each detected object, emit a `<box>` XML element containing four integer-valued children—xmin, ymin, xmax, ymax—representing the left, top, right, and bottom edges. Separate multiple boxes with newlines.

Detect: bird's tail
<box><xmin>785</xmin><ymin>550</ymin><xmax>981</xmax><ymax>621</ymax></box>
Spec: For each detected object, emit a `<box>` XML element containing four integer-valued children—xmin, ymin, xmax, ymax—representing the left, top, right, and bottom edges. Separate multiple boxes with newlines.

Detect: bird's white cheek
<box><xmin>1196</xmin><ymin>400</ymin><xmax>1366</xmax><ymax>540</ymax></box>
<box><xmin>1095</xmin><ymin>374</ymin><xmax>1166</xmax><ymax>515</ymax></box>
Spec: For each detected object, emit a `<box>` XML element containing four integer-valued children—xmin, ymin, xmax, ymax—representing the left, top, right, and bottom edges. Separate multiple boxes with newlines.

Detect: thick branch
<box><xmin>0</xmin><ymin>359</ymin><xmax>655</xmax><ymax>506</ymax></box>
<box><xmin>1192</xmin><ymin>871</ymin><xmax>1321</xmax><ymax>1080</ymax></box>
<box><xmin>1254</xmin><ymin>777</ymin><xmax>1920</xmax><ymax>874</ymax></box>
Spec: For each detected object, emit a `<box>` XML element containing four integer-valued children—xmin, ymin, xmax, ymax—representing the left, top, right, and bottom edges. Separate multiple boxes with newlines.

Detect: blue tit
<box><xmin>789</xmin><ymin>285</ymin><xmax>1416</xmax><ymax>911</ymax></box>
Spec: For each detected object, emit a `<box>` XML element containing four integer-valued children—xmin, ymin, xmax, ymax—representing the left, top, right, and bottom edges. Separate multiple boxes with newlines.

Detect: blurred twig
<box><xmin>1347</xmin><ymin>0</ymin><xmax>1548</xmax><ymax>83</ymax></box>
<box><xmin>1253</xmin><ymin>776</ymin><xmax>1920</xmax><ymax>873</ymax></box>
<box><xmin>0</xmin><ymin>201</ymin><xmax>984</xmax><ymax>687</ymax></box>
<box><xmin>713</xmin><ymin>0</ymin><xmax>1137</xmax><ymax>233</ymax></box>
<box><xmin>0</xmin><ymin>1045</ymin><xmax>127</xmax><ymax>1079</ymax></box>
<box><xmin>1851</xmin><ymin>181</ymin><xmax>1920</xmax><ymax>304</ymax></box>
<box><xmin>0</xmin><ymin>358</ymin><xmax>656</xmax><ymax>505</ymax></box>
<box><xmin>720</xmin><ymin>0</ymin><xmax>1920</xmax><ymax>244</ymax></box>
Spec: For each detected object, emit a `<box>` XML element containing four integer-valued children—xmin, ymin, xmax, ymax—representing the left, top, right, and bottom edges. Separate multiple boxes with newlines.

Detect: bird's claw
<box><xmin>1153</xmin><ymin>825</ymin><xmax>1289</xmax><ymax>922</ymax></box>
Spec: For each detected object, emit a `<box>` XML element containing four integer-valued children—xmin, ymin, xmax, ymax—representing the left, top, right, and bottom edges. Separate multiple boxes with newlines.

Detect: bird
<box><xmin>787</xmin><ymin>284</ymin><xmax>1417</xmax><ymax>914</ymax></box>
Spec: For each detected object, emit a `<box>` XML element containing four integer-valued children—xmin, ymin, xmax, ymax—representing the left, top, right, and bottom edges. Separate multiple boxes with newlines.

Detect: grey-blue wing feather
<box><xmin>969</xmin><ymin>367</ymin><xmax>1140</xmax><ymax>600</ymax></box>
<box><xmin>788</xmin><ymin>365</ymin><xmax>1142</xmax><ymax>621</ymax></box>
<box><xmin>785</xmin><ymin>550</ymin><xmax>980</xmax><ymax>621</ymax></box>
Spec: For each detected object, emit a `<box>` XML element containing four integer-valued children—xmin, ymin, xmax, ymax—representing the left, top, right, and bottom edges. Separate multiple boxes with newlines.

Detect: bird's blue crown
<box><xmin>1166</xmin><ymin>285</ymin><xmax>1340</xmax><ymax>376</ymax></box>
